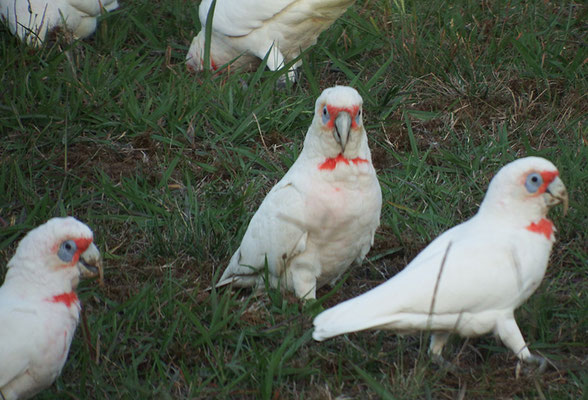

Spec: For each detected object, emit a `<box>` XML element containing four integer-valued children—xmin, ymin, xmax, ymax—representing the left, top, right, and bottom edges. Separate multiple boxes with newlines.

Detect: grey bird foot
<box><xmin>276</xmin><ymin>74</ymin><xmax>288</xmax><ymax>89</ymax></box>
<box><xmin>239</xmin><ymin>78</ymin><xmax>249</xmax><ymax>89</ymax></box>
<box><xmin>430</xmin><ymin>353</ymin><xmax>461</xmax><ymax>374</ymax></box>
<box><xmin>276</xmin><ymin>69</ymin><xmax>298</xmax><ymax>89</ymax></box>
<box><xmin>515</xmin><ymin>355</ymin><xmax>548</xmax><ymax>378</ymax></box>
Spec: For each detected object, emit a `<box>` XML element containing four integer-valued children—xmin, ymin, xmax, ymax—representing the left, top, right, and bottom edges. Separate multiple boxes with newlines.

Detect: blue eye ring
<box><xmin>525</xmin><ymin>172</ymin><xmax>543</xmax><ymax>193</ymax></box>
<box><xmin>57</xmin><ymin>240</ymin><xmax>77</xmax><ymax>262</ymax></box>
<box><xmin>355</xmin><ymin>108</ymin><xmax>362</xmax><ymax>125</ymax></box>
<box><xmin>321</xmin><ymin>105</ymin><xmax>329</xmax><ymax>124</ymax></box>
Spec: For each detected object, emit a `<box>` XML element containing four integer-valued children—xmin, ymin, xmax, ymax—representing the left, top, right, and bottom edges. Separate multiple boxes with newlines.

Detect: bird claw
<box><xmin>238</xmin><ymin>78</ymin><xmax>249</xmax><ymax>89</ymax></box>
<box><xmin>430</xmin><ymin>353</ymin><xmax>460</xmax><ymax>374</ymax></box>
<box><xmin>276</xmin><ymin>75</ymin><xmax>288</xmax><ymax>89</ymax></box>
<box><xmin>515</xmin><ymin>355</ymin><xmax>548</xmax><ymax>378</ymax></box>
<box><xmin>276</xmin><ymin>69</ymin><xmax>298</xmax><ymax>89</ymax></box>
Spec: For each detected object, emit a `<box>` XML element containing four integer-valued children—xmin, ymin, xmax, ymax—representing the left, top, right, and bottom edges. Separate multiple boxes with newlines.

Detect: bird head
<box><xmin>308</xmin><ymin>86</ymin><xmax>365</xmax><ymax>159</ymax></box>
<box><xmin>7</xmin><ymin>217</ymin><xmax>103</xmax><ymax>289</ymax></box>
<box><xmin>480</xmin><ymin>157</ymin><xmax>568</xmax><ymax>221</ymax></box>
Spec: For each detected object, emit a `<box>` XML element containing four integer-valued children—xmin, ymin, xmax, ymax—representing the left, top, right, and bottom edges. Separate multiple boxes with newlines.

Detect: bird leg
<box><xmin>260</xmin><ymin>42</ymin><xmax>296</xmax><ymax>86</ymax></box>
<box><xmin>287</xmin><ymin>259</ymin><xmax>319</xmax><ymax>300</ymax></box>
<box><xmin>428</xmin><ymin>332</ymin><xmax>458</xmax><ymax>371</ymax></box>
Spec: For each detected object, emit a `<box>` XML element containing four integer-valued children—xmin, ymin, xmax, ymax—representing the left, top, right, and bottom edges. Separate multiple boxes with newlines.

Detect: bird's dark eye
<box><xmin>525</xmin><ymin>172</ymin><xmax>543</xmax><ymax>193</ymax></box>
<box><xmin>322</xmin><ymin>105</ymin><xmax>329</xmax><ymax>124</ymax></box>
<box><xmin>355</xmin><ymin>109</ymin><xmax>362</xmax><ymax>125</ymax></box>
<box><xmin>57</xmin><ymin>240</ymin><xmax>77</xmax><ymax>262</ymax></box>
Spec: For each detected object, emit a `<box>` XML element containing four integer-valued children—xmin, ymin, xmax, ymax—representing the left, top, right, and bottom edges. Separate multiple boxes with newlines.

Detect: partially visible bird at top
<box><xmin>0</xmin><ymin>217</ymin><xmax>103</xmax><ymax>400</ymax></box>
<box><xmin>0</xmin><ymin>0</ymin><xmax>119</xmax><ymax>46</ymax></box>
<box><xmin>186</xmin><ymin>0</ymin><xmax>355</xmax><ymax>83</ymax></box>
<box><xmin>216</xmin><ymin>85</ymin><xmax>382</xmax><ymax>299</ymax></box>
<box><xmin>313</xmin><ymin>156</ymin><xmax>568</xmax><ymax>373</ymax></box>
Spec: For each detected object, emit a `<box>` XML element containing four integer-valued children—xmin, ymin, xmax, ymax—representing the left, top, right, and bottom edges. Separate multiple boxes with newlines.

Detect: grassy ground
<box><xmin>1</xmin><ymin>0</ymin><xmax>586</xmax><ymax>398</ymax></box>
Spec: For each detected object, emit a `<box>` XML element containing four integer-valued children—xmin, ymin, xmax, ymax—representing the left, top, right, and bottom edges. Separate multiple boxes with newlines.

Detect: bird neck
<box><xmin>4</xmin><ymin>259</ymin><xmax>78</xmax><ymax>299</ymax></box>
<box><xmin>477</xmin><ymin>196</ymin><xmax>552</xmax><ymax>238</ymax></box>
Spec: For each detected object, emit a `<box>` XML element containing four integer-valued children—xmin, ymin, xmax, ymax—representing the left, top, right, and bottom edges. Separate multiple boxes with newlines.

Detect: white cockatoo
<box><xmin>217</xmin><ymin>86</ymin><xmax>382</xmax><ymax>299</ymax></box>
<box><xmin>0</xmin><ymin>217</ymin><xmax>102</xmax><ymax>400</ymax></box>
<box><xmin>186</xmin><ymin>0</ymin><xmax>355</xmax><ymax>81</ymax></box>
<box><xmin>0</xmin><ymin>0</ymin><xmax>118</xmax><ymax>46</ymax></box>
<box><xmin>313</xmin><ymin>157</ymin><xmax>568</xmax><ymax>370</ymax></box>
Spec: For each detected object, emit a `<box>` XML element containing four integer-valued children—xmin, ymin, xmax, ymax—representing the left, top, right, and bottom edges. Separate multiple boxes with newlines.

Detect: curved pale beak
<box><xmin>334</xmin><ymin>111</ymin><xmax>351</xmax><ymax>153</ymax></box>
<box><xmin>545</xmin><ymin>176</ymin><xmax>568</xmax><ymax>215</ymax></box>
<box><xmin>78</xmin><ymin>242</ymin><xmax>104</xmax><ymax>285</ymax></box>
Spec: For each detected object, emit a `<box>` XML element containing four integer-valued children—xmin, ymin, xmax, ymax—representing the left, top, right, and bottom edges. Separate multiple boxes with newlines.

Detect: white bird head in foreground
<box><xmin>305</xmin><ymin>86</ymin><xmax>366</xmax><ymax>163</ymax></box>
<box><xmin>6</xmin><ymin>217</ymin><xmax>103</xmax><ymax>288</ymax></box>
<box><xmin>312</xmin><ymin>156</ymin><xmax>568</xmax><ymax>372</ymax></box>
<box><xmin>479</xmin><ymin>156</ymin><xmax>568</xmax><ymax>223</ymax></box>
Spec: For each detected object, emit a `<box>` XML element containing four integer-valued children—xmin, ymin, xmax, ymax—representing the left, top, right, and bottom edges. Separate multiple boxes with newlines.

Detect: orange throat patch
<box><xmin>48</xmin><ymin>292</ymin><xmax>79</xmax><ymax>308</ymax></box>
<box><xmin>526</xmin><ymin>218</ymin><xmax>554</xmax><ymax>240</ymax></box>
<box><xmin>319</xmin><ymin>154</ymin><xmax>368</xmax><ymax>170</ymax></box>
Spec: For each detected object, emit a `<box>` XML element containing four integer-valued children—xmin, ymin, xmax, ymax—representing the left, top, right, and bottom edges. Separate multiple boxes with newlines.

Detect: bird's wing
<box><xmin>199</xmin><ymin>0</ymin><xmax>297</xmax><ymax>37</ymax></box>
<box><xmin>67</xmin><ymin>0</ymin><xmax>119</xmax><ymax>15</ymax></box>
<box><xmin>218</xmin><ymin>177</ymin><xmax>308</xmax><ymax>285</ymax></box>
<box><xmin>0</xmin><ymin>303</ymin><xmax>36</xmax><ymax>387</ymax></box>
<box><xmin>313</xmin><ymin>220</ymin><xmax>526</xmax><ymax>339</ymax></box>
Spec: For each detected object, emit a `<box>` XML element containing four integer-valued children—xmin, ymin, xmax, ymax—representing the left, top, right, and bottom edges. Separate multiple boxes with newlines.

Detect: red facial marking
<box><xmin>53</xmin><ymin>237</ymin><xmax>93</xmax><ymax>267</ymax></box>
<box><xmin>318</xmin><ymin>154</ymin><xmax>368</xmax><ymax>170</ymax></box>
<box><xmin>48</xmin><ymin>292</ymin><xmax>79</xmax><ymax>308</ymax></box>
<box><xmin>324</xmin><ymin>105</ymin><xmax>361</xmax><ymax>129</ymax></box>
<box><xmin>538</xmin><ymin>170</ymin><xmax>559</xmax><ymax>194</ymax></box>
<box><xmin>74</xmin><ymin>237</ymin><xmax>92</xmax><ymax>253</ymax></box>
<box><xmin>69</xmin><ymin>237</ymin><xmax>93</xmax><ymax>265</ymax></box>
<box><xmin>526</xmin><ymin>218</ymin><xmax>554</xmax><ymax>239</ymax></box>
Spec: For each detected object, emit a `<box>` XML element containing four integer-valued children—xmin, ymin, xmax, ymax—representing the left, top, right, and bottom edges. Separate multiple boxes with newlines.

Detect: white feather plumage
<box><xmin>217</xmin><ymin>86</ymin><xmax>382</xmax><ymax>299</ymax></box>
<box><xmin>313</xmin><ymin>157</ymin><xmax>568</xmax><ymax>368</ymax></box>
<box><xmin>0</xmin><ymin>217</ymin><xmax>102</xmax><ymax>400</ymax></box>
<box><xmin>0</xmin><ymin>0</ymin><xmax>118</xmax><ymax>45</ymax></box>
<box><xmin>186</xmin><ymin>0</ymin><xmax>355</xmax><ymax>81</ymax></box>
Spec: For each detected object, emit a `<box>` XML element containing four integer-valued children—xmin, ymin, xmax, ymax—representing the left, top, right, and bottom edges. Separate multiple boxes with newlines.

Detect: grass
<box><xmin>0</xmin><ymin>0</ymin><xmax>586</xmax><ymax>398</ymax></box>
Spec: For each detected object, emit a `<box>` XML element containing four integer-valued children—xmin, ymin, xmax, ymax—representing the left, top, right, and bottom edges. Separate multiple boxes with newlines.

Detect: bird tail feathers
<box><xmin>312</xmin><ymin>290</ymin><xmax>400</xmax><ymax>341</ymax></box>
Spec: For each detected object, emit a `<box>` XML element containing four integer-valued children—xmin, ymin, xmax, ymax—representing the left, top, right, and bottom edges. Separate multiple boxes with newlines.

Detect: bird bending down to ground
<box><xmin>313</xmin><ymin>157</ymin><xmax>568</xmax><ymax>371</ymax></box>
<box><xmin>186</xmin><ymin>0</ymin><xmax>355</xmax><ymax>82</ymax></box>
<box><xmin>0</xmin><ymin>0</ymin><xmax>118</xmax><ymax>46</ymax></box>
<box><xmin>0</xmin><ymin>217</ymin><xmax>103</xmax><ymax>400</ymax></box>
<box><xmin>217</xmin><ymin>86</ymin><xmax>381</xmax><ymax>299</ymax></box>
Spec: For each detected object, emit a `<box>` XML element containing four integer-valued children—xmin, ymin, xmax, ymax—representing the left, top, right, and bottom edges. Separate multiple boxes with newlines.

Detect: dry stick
<box><xmin>456</xmin><ymin>382</ymin><xmax>467</xmax><ymax>400</ymax></box>
<box><xmin>427</xmin><ymin>241</ymin><xmax>452</xmax><ymax>330</ymax></box>
<box><xmin>252</xmin><ymin>113</ymin><xmax>268</xmax><ymax>152</ymax></box>
<box><xmin>81</xmin><ymin>308</ymin><xmax>97</xmax><ymax>364</ymax></box>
